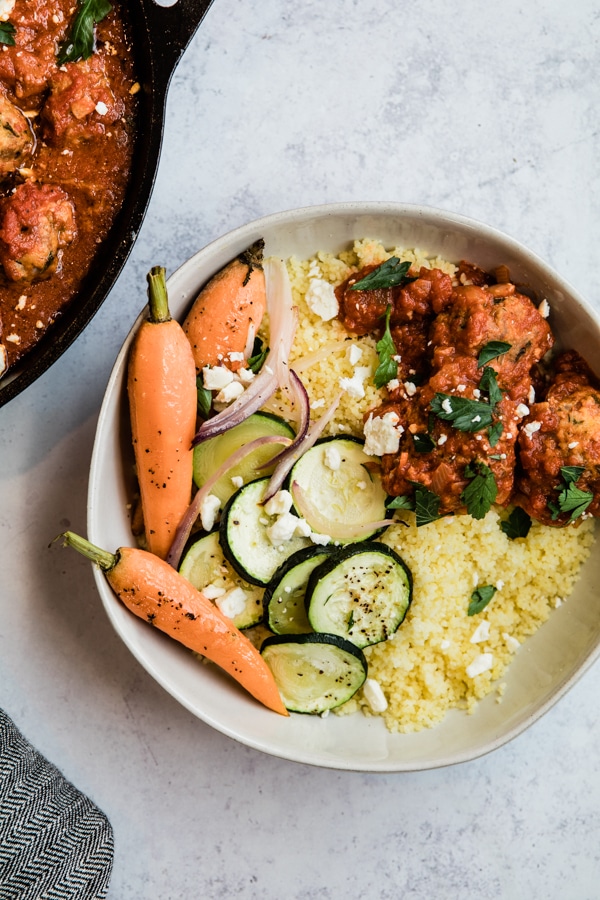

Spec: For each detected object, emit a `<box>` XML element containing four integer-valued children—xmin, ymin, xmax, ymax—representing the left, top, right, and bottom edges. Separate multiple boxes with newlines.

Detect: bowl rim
<box><xmin>88</xmin><ymin>200</ymin><xmax>600</xmax><ymax>772</ymax></box>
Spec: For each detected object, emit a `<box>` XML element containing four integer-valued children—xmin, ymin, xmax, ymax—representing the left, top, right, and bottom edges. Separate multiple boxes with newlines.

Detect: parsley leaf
<box><xmin>57</xmin><ymin>0</ymin><xmax>112</xmax><ymax>65</ymax></box>
<box><xmin>413</xmin><ymin>485</ymin><xmax>442</xmax><ymax>527</ymax></box>
<box><xmin>386</xmin><ymin>495</ymin><xmax>415</xmax><ymax>511</ymax></box>
<box><xmin>413</xmin><ymin>432</ymin><xmax>435</xmax><ymax>453</ymax></box>
<box><xmin>468</xmin><ymin>584</ymin><xmax>497</xmax><ymax>616</ymax></box>
<box><xmin>560</xmin><ymin>465</ymin><xmax>585</xmax><ymax>485</ymax></box>
<box><xmin>461</xmin><ymin>461</ymin><xmax>498</xmax><ymax>519</ymax></box>
<box><xmin>350</xmin><ymin>257</ymin><xmax>411</xmax><ymax>291</ymax></box>
<box><xmin>373</xmin><ymin>304</ymin><xmax>398</xmax><ymax>388</ymax></box>
<box><xmin>558</xmin><ymin>482</ymin><xmax>593</xmax><ymax>523</ymax></box>
<box><xmin>196</xmin><ymin>376</ymin><xmax>212</xmax><ymax>420</ymax></box>
<box><xmin>487</xmin><ymin>421</ymin><xmax>503</xmax><ymax>447</ymax></box>
<box><xmin>477</xmin><ymin>341</ymin><xmax>511</xmax><ymax>368</ymax></box>
<box><xmin>0</xmin><ymin>22</ymin><xmax>16</xmax><ymax>46</ymax></box>
<box><xmin>247</xmin><ymin>336</ymin><xmax>268</xmax><ymax>373</ymax></box>
<box><xmin>500</xmin><ymin>507</ymin><xmax>532</xmax><ymax>539</ymax></box>
<box><xmin>478</xmin><ymin>366</ymin><xmax>503</xmax><ymax>406</ymax></box>
<box><xmin>430</xmin><ymin>394</ymin><xmax>495</xmax><ymax>432</ymax></box>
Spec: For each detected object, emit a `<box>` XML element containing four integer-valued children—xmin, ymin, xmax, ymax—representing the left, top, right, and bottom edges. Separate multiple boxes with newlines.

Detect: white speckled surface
<box><xmin>2</xmin><ymin>0</ymin><xmax>600</xmax><ymax>896</ymax></box>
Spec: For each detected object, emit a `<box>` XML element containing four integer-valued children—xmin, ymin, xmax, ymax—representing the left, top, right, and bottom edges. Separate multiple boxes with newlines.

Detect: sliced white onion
<box><xmin>193</xmin><ymin>258</ymin><xmax>297</xmax><ymax>445</ymax></box>
<box><xmin>263</xmin><ymin>389</ymin><xmax>343</xmax><ymax>503</ymax></box>
<box><xmin>166</xmin><ymin>434</ymin><xmax>292</xmax><ymax>569</ymax></box>
<box><xmin>244</xmin><ymin>321</ymin><xmax>256</xmax><ymax>359</ymax></box>
<box><xmin>291</xmin><ymin>480</ymin><xmax>392</xmax><ymax>541</ymax></box>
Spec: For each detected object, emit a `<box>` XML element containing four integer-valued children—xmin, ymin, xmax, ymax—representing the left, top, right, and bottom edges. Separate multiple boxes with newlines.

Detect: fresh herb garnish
<box><xmin>57</xmin><ymin>0</ymin><xmax>112</xmax><ymax>65</ymax></box>
<box><xmin>555</xmin><ymin>466</ymin><xmax>593</xmax><ymax>523</ymax></box>
<box><xmin>461</xmin><ymin>461</ymin><xmax>497</xmax><ymax>520</ymax></box>
<box><xmin>477</xmin><ymin>341</ymin><xmax>511</xmax><ymax>368</ymax></box>
<box><xmin>0</xmin><ymin>22</ymin><xmax>16</xmax><ymax>46</ymax></box>
<box><xmin>487</xmin><ymin>421</ymin><xmax>503</xmax><ymax>447</ymax></box>
<box><xmin>430</xmin><ymin>394</ymin><xmax>495</xmax><ymax>432</ymax></box>
<box><xmin>196</xmin><ymin>376</ymin><xmax>212</xmax><ymax>420</ymax></box>
<box><xmin>247</xmin><ymin>336</ymin><xmax>269</xmax><ymax>373</ymax></box>
<box><xmin>350</xmin><ymin>257</ymin><xmax>411</xmax><ymax>291</ymax></box>
<box><xmin>478</xmin><ymin>366</ymin><xmax>503</xmax><ymax>406</ymax></box>
<box><xmin>500</xmin><ymin>507</ymin><xmax>532</xmax><ymax>539</ymax></box>
<box><xmin>413</xmin><ymin>432</ymin><xmax>435</xmax><ymax>453</ymax></box>
<box><xmin>386</xmin><ymin>495</ymin><xmax>415</xmax><ymax>511</ymax></box>
<box><xmin>413</xmin><ymin>485</ymin><xmax>442</xmax><ymax>527</ymax></box>
<box><xmin>468</xmin><ymin>584</ymin><xmax>497</xmax><ymax>616</ymax></box>
<box><xmin>373</xmin><ymin>304</ymin><xmax>398</xmax><ymax>388</ymax></box>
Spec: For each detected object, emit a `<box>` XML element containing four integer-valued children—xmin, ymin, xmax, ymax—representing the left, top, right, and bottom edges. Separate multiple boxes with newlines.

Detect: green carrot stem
<box><xmin>146</xmin><ymin>266</ymin><xmax>171</xmax><ymax>324</ymax></box>
<box><xmin>60</xmin><ymin>531</ymin><xmax>116</xmax><ymax>571</ymax></box>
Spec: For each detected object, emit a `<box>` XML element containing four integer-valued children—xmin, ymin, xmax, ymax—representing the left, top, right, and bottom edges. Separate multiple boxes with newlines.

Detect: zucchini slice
<box><xmin>193</xmin><ymin>412</ymin><xmax>295</xmax><ymax>504</ymax></box>
<box><xmin>179</xmin><ymin>531</ymin><xmax>263</xmax><ymax>629</ymax></box>
<box><xmin>263</xmin><ymin>546</ymin><xmax>334</xmax><ymax>634</ymax></box>
<box><xmin>220</xmin><ymin>477</ymin><xmax>311</xmax><ymax>586</ymax></box>
<box><xmin>306</xmin><ymin>542</ymin><xmax>412</xmax><ymax>648</ymax></box>
<box><xmin>289</xmin><ymin>436</ymin><xmax>388</xmax><ymax>543</ymax></box>
<box><xmin>261</xmin><ymin>633</ymin><xmax>368</xmax><ymax>714</ymax></box>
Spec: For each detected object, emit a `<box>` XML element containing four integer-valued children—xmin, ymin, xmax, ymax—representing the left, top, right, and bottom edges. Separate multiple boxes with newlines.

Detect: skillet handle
<box><xmin>141</xmin><ymin>0</ymin><xmax>216</xmax><ymax>94</ymax></box>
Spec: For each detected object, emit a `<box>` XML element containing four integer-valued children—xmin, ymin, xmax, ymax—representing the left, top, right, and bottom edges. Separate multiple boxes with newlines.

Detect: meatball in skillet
<box><xmin>0</xmin><ymin>93</ymin><xmax>34</xmax><ymax>177</ymax></box>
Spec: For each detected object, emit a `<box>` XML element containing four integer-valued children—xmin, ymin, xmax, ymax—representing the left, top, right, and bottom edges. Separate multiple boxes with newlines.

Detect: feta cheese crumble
<box><xmin>200</xmin><ymin>493</ymin><xmax>221</xmax><ymax>531</ymax></box>
<box><xmin>202</xmin><ymin>365</ymin><xmax>234</xmax><ymax>391</ymax></box>
<box><xmin>466</xmin><ymin>653</ymin><xmax>493</xmax><ymax>678</ymax></box>
<box><xmin>264</xmin><ymin>490</ymin><xmax>293</xmax><ymax>517</ymax></box>
<box><xmin>305</xmin><ymin>278</ymin><xmax>338</xmax><ymax>321</ymax></box>
<box><xmin>363</xmin><ymin>411</ymin><xmax>404</xmax><ymax>456</ymax></box>
<box><xmin>362</xmin><ymin>678</ymin><xmax>388</xmax><ymax>713</ymax></box>
<box><xmin>216</xmin><ymin>587</ymin><xmax>248</xmax><ymax>619</ymax></box>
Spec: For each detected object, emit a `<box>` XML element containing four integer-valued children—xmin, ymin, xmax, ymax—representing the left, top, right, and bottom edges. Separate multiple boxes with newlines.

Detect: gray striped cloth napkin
<box><xmin>0</xmin><ymin>710</ymin><xmax>114</xmax><ymax>900</ymax></box>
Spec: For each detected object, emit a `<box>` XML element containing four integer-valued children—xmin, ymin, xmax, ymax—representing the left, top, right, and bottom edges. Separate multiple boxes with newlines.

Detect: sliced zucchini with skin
<box><xmin>193</xmin><ymin>412</ymin><xmax>295</xmax><ymax>505</ymax></box>
<box><xmin>263</xmin><ymin>545</ymin><xmax>335</xmax><ymax>634</ymax></box>
<box><xmin>220</xmin><ymin>476</ymin><xmax>311</xmax><ymax>586</ymax></box>
<box><xmin>289</xmin><ymin>436</ymin><xmax>389</xmax><ymax>543</ymax></box>
<box><xmin>179</xmin><ymin>530</ymin><xmax>263</xmax><ymax>629</ymax></box>
<box><xmin>306</xmin><ymin>542</ymin><xmax>412</xmax><ymax>649</ymax></box>
<box><xmin>261</xmin><ymin>633</ymin><xmax>368</xmax><ymax>714</ymax></box>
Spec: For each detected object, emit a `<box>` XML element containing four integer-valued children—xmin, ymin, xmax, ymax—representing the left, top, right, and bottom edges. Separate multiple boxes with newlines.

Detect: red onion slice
<box><xmin>166</xmin><ymin>433</ymin><xmax>293</xmax><ymax>569</ymax></box>
<box><xmin>263</xmin><ymin>390</ymin><xmax>343</xmax><ymax>503</ymax></box>
<box><xmin>259</xmin><ymin>370</ymin><xmax>310</xmax><ymax>469</ymax></box>
<box><xmin>291</xmin><ymin>480</ymin><xmax>392</xmax><ymax>542</ymax></box>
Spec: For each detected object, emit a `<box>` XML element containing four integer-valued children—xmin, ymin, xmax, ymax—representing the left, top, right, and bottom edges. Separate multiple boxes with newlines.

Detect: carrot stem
<box><xmin>146</xmin><ymin>266</ymin><xmax>171</xmax><ymax>324</ymax></box>
<box><xmin>60</xmin><ymin>531</ymin><xmax>116</xmax><ymax>571</ymax></box>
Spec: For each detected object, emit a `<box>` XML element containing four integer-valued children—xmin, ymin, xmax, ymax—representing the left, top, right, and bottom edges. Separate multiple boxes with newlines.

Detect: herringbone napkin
<box><xmin>0</xmin><ymin>710</ymin><xmax>114</xmax><ymax>900</ymax></box>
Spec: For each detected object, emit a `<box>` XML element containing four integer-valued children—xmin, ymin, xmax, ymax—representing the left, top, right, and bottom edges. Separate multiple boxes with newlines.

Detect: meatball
<box><xmin>0</xmin><ymin>93</ymin><xmax>34</xmax><ymax>177</ymax></box>
<box><xmin>43</xmin><ymin>56</ymin><xmax>125</xmax><ymax>146</ymax></box>
<box><xmin>515</xmin><ymin>352</ymin><xmax>600</xmax><ymax>526</ymax></box>
<box><xmin>430</xmin><ymin>282</ymin><xmax>554</xmax><ymax>398</ymax></box>
<box><xmin>0</xmin><ymin>181</ymin><xmax>77</xmax><ymax>282</ymax></box>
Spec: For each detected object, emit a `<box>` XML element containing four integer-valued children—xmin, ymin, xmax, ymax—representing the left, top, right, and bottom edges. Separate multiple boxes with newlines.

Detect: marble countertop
<box><xmin>2</xmin><ymin>0</ymin><xmax>600</xmax><ymax>896</ymax></box>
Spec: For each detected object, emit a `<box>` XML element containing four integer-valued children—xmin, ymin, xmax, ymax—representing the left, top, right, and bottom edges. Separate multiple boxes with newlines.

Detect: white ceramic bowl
<box><xmin>88</xmin><ymin>202</ymin><xmax>600</xmax><ymax>771</ymax></box>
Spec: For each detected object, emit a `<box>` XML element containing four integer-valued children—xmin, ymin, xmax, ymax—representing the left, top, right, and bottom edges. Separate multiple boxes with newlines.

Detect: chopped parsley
<box><xmin>386</xmin><ymin>495</ymin><xmax>415</xmax><ymax>511</ymax></box>
<box><xmin>413</xmin><ymin>432</ymin><xmax>435</xmax><ymax>453</ymax></box>
<box><xmin>477</xmin><ymin>341</ymin><xmax>511</xmax><ymax>368</ymax></box>
<box><xmin>386</xmin><ymin>484</ymin><xmax>443</xmax><ymax>526</ymax></box>
<box><xmin>57</xmin><ymin>0</ymin><xmax>112</xmax><ymax>65</ymax></box>
<box><xmin>501</xmin><ymin>507</ymin><xmax>532</xmax><ymax>539</ymax></box>
<box><xmin>478</xmin><ymin>366</ymin><xmax>503</xmax><ymax>406</ymax></box>
<box><xmin>373</xmin><ymin>304</ymin><xmax>398</xmax><ymax>388</ymax></box>
<box><xmin>247</xmin><ymin>336</ymin><xmax>268</xmax><ymax>373</ymax></box>
<box><xmin>196</xmin><ymin>376</ymin><xmax>212</xmax><ymax>420</ymax></box>
<box><xmin>468</xmin><ymin>584</ymin><xmax>497</xmax><ymax>616</ymax></box>
<box><xmin>0</xmin><ymin>22</ymin><xmax>16</xmax><ymax>46</ymax></box>
<box><xmin>460</xmin><ymin>461</ymin><xmax>498</xmax><ymax>520</ymax></box>
<box><xmin>550</xmin><ymin>465</ymin><xmax>593</xmax><ymax>523</ymax></box>
<box><xmin>350</xmin><ymin>257</ymin><xmax>411</xmax><ymax>291</ymax></box>
<box><xmin>430</xmin><ymin>394</ymin><xmax>495</xmax><ymax>432</ymax></box>
<box><xmin>487</xmin><ymin>421</ymin><xmax>504</xmax><ymax>447</ymax></box>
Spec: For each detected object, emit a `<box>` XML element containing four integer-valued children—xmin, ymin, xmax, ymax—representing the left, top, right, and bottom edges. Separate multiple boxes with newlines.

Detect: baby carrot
<box><xmin>183</xmin><ymin>239</ymin><xmax>266</xmax><ymax>373</ymax></box>
<box><xmin>128</xmin><ymin>267</ymin><xmax>197</xmax><ymax>560</ymax></box>
<box><xmin>61</xmin><ymin>532</ymin><xmax>288</xmax><ymax>716</ymax></box>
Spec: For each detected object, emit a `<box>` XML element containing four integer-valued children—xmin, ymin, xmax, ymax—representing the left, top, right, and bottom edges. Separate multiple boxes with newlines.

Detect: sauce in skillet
<box><xmin>0</xmin><ymin>0</ymin><xmax>137</xmax><ymax>374</ymax></box>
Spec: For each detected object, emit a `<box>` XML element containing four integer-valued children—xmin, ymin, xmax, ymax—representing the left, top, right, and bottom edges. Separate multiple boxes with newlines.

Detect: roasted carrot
<box><xmin>183</xmin><ymin>239</ymin><xmax>266</xmax><ymax>373</ymax></box>
<box><xmin>128</xmin><ymin>267</ymin><xmax>197</xmax><ymax>560</ymax></box>
<box><xmin>61</xmin><ymin>532</ymin><xmax>288</xmax><ymax>716</ymax></box>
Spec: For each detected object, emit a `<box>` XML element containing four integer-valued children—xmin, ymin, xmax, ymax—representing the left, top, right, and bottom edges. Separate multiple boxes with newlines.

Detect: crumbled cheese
<box><xmin>437</xmin><ymin>434</ymin><xmax>447</xmax><ymax>446</ymax></box>
<box><xmin>441</xmin><ymin>398</ymin><xmax>453</xmax><ymax>414</ymax></box>
<box><xmin>216</xmin><ymin>587</ymin><xmax>248</xmax><ymax>619</ymax></box>
<box><xmin>35</xmin><ymin>320</ymin><xmax>44</xmax><ymax>329</ymax></box>
<box><xmin>6</xmin><ymin>334</ymin><xmax>20</xmax><ymax>344</ymax></box>
<box><xmin>568</xmin><ymin>441</ymin><xmax>579</xmax><ymax>449</ymax></box>
<box><xmin>495</xmin><ymin>579</ymin><xmax>505</xmax><ymax>590</ymax></box>
<box><xmin>362</xmin><ymin>678</ymin><xmax>388</xmax><ymax>713</ymax></box>
<box><xmin>516</xmin><ymin>403</ymin><xmax>529</xmax><ymax>418</ymax></box>
<box><xmin>472</xmin><ymin>389</ymin><xmax>481</xmax><ymax>399</ymax></box>
<box><xmin>215</xmin><ymin>380</ymin><xmax>245</xmax><ymax>404</ymax></box>
<box><xmin>386</xmin><ymin>379</ymin><xmax>400</xmax><ymax>391</ymax></box>
<box><xmin>293</xmin><ymin>517</ymin><xmax>312</xmax><ymax>538</ymax></box>
<box><xmin>502</xmin><ymin>632</ymin><xmax>521</xmax><ymax>651</ymax></box>
<box><xmin>311</xmin><ymin>398</ymin><xmax>325</xmax><ymax>409</ymax></box>
<box><xmin>324</xmin><ymin>444</ymin><xmax>342</xmax><ymax>470</ymax></box>
<box><xmin>466</xmin><ymin>653</ymin><xmax>493</xmax><ymax>678</ymax></box>
<box><xmin>231</xmin><ymin>475</ymin><xmax>244</xmax><ymax>489</ymax></box>
<box><xmin>523</xmin><ymin>420</ymin><xmax>542</xmax><ymax>438</ymax></box>
<box><xmin>457</xmin><ymin>384</ymin><xmax>466</xmax><ymax>392</ymax></box>
<box><xmin>304</xmin><ymin>278</ymin><xmax>339</xmax><ymax>321</ymax></box>
<box><xmin>95</xmin><ymin>101</ymin><xmax>108</xmax><ymax>116</ymax></box>
<box><xmin>440</xmin><ymin>639</ymin><xmax>451</xmax><ymax>650</ymax></box>
<box><xmin>539</xmin><ymin>298</ymin><xmax>550</xmax><ymax>318</ymax></box>
<box><xmin>266</xmin><ymin>512</ymin><xmax>301</xmax><ymax>545</ymax></box>
<box><xmin>202</xmin><ymin>365</ymin><xmax>234</xmax><ymax>390</ymax></box>
<box><xmin>200</xmin><ymin>493</ymin><xmax>221</xmax><ymax>531</ymax></box>
<box><xmin>471</xmin><ymin>415</ymin><xmax>481</xmax><ymax>423</ymax></box>
<box><xmin>310</xmin><ymin>531</ymin><xmax>331</xmax><ymax>545</ymax></box>
<box><xmin>404</xmin><ymin>381</ymin><xmax>417</xmax><ymax>397</ymax></box>
<box><xmin>470</xmin><ymin>620</ymin><xmax>491</xmax><ymax>643</ymax></box>
<box><xmin>528</xmin><ymin>384</ymin><xmax>536</xmax><ymax>405</ymax></box>
<box><xmin>238</xmin><ymin>367</ymin><xmax>255</xmax><ymax>384</ymax></box>
<box><xmin>264</xmin><ymin>489</ymin><xmax>293</xmax><ymax>517</ymax></box>
<box><xmin>228</xmin><ymin>351</ymin><xmax>245</xmax><ymax>362</ymax></box>
<box><xmin>202</xmin><ymin>583</ymin><xmax>227</xmax><ymax>600</ymax></box>
<box><xmin>347</xmin><ymin>344</ymin><xmax>363</xmax><ymax>365</ymax></box>
<box><xmin>363</xmin><ymin>411</ymin><xmax>403</xmax><ymax>456</ymax></box>
<box><xmin>0</xmin><ymin>0</ymin><xmax>16</xmax><ymax>22</ymax></box>
<box><xmin>15</xmin><ymin>295</ymin><xmax>26</xmax><ymax>311</ymax></box>
<box><xmin>339</xmin><ymin>366</ymin><xmax>371</xmax><ymax>399</ymax></box>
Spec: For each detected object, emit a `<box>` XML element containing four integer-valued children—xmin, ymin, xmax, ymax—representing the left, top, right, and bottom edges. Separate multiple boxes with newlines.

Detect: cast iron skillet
<box><xmin>0</xmin><ymin>0</ymin><xmax>215</xmax><ymax>409</ymax></box>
